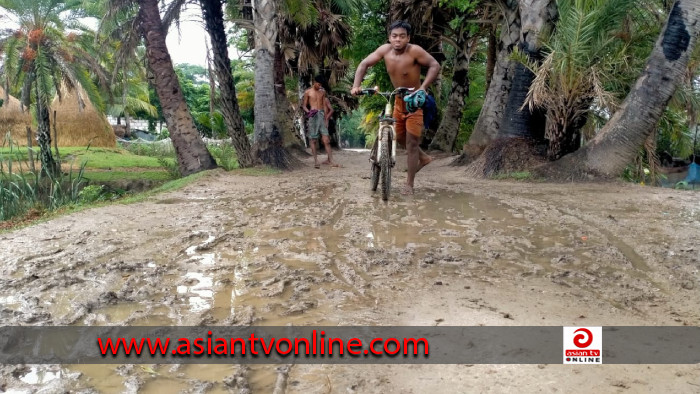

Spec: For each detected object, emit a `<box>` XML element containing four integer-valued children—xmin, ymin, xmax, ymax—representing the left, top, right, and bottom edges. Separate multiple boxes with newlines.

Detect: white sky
<box><xmin>164</xmin><ymin>6</ymin><xmax>246</xmax><ymax>67</ymax></box>
<box><xmin>0</xmin><ymin>6</ymin><xmax>235</xmax><ymax>68</ymax></box>
<box><xmin>165</xmin><ymin>8</ymin><xmax>209</xmax><ymax>67</ymax></box>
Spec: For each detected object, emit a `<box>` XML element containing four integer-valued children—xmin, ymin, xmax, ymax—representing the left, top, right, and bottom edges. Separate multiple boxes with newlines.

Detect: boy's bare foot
<box><xmin>401</xmin><ymin>184</ymin><xmax>414</xmax><ymax>195</ymax></box>
<box><xmin>417</xmin><ymin>155</ymin><xmax>433</xmax><ymax>172</ymax></box>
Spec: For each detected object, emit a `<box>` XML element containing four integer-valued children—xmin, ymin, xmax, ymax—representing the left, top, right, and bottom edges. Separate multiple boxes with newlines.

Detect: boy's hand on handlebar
<box><xmin>351</xmin><ymin>86</ymin><xmax>363</xmax><ymax>95</ymax></box>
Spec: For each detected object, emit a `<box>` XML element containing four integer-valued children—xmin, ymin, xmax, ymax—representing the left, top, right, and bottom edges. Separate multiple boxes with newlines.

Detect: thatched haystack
<box><xmin>51</xmin><ymin>86</ymin><xmax>116</xmax><ymax>147</ymax></box>
<box><xmin>0</xmin><ymin>86</ymin><xmax>35</xmax><ymax>147</ymax></box>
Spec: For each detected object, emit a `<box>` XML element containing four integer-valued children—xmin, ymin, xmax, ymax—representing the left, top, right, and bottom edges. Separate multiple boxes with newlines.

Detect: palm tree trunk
<box><xmin>200</xmin><ymin>0</ymin><xmax>255</xmax><ymax>167</ymax></box>
<box><xmin>122</xmin><ymin>82</ymin><xmax>131</xmax><ymax>137</ymax></box>
<box><xmin>138</xmin><ymin>0</ymin><xmax>217</xmax><ymax>176</ymax></box>
<box><xmin>485</xmin><ymin>26</ymin><xmax>497</xmax><ymax>92</ymax></box>
<box><xmin>499</xmin><ymin>47</ymin><xmax>545</xmax><ymax>139</ymax></box>
<box><xmin>430</xmin><ymin>39</ymin><xmax>470</xmax><ymax>152</ymax></box>
<box><xmin>253</xmin><ymin>0</ymin><xmax>299</xmax><ymax>169</ymax></box>
<box><xmin>549</xmin><ymin>0</ymin><xmax>700</xmax><ymax>177</ymax></box>
<box><xmin>274</xmin><ymin>45</ymin><xmax>305</xmax><ymax>152</ymax></box>
<box><xmin>469</xmin><ymin>0</ymin><xmax>520</xmax><ymax>146</ymax></box>
<box><xmin>35</xmin><ymin>80</ymin><xmax>58</xmax><ymax>177</ymax></box>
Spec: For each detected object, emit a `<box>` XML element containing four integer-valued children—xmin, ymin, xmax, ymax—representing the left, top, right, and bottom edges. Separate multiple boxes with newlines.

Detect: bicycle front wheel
<box><xmin>370</xmin><ymin>139</ymin><xmax>380</xmax><ymax>192</ymax></box>
<box><xmin>380</xmin><ymin>127</ymin><xmax>392</xmax><ymax>201</ymax></box>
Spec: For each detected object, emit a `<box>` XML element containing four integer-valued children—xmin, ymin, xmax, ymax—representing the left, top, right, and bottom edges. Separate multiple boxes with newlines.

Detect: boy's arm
<box><xmin>324</xmin><ymin>96</ymin><xmax>333</xmax><ymax>127</ymax></box>
<box><xmin>302</xmin><ymin>91</ymin><xmax>310</xmax><ymax>114</ymax></box>
<box><xmin>351</xmin><ymin>44</ymin><xmax>390</xmax><ymax>95</ymax></box>
<box><xmin>324</xmin><ymin>96</ymin><xmax>333</xmax><ymax>118</ymax></box>
<box><xmin>413</xmin><ymin>46</ymin><xmax>440</xmax><ymax>92</ymax></box>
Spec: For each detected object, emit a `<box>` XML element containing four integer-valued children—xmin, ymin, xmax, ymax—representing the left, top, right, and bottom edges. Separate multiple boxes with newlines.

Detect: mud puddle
<box><xmin>2</xmin><ymin>151</ymin><xmax>698</xmax><ymax>392</ymax></box>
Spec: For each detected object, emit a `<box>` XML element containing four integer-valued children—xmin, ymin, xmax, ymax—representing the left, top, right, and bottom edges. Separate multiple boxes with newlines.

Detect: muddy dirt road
<box><xmin>1</xmin><ymin>150</ymin><xmax>699</xmax><ymax>393</ymax></box>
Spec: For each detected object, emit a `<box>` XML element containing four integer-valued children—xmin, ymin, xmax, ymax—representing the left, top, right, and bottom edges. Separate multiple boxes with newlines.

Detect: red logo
<box><xmin>573</xmin><ymin>328</ymin><xmax>593</xmax><ymax>348</ymax></box>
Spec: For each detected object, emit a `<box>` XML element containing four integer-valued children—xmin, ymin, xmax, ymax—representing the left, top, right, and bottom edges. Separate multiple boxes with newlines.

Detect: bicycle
<box><xmin>359</xmin><ymin>86</ymin><xmax>414</xmax><ymax>201</ymax></box>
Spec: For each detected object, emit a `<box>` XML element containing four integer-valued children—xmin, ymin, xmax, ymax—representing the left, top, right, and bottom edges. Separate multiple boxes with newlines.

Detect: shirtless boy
<box><xmin>351</xmin><ymin>20</ymin><xmax>440</xmax><ymax>194</ymax></box>
<box><xmin>303</xmin><ymin>75</ymin><xmax>337</xmax><ymax>168</ymax></box>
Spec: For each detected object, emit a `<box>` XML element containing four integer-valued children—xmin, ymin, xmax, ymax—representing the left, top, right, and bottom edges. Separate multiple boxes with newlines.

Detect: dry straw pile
<box><xmin>0</xmin><ymin>86</ymin><xmax>34</xmax><ymax>145</ymax></box>
<box><xmin>51</xmin><ymin>86</ymin><xmax>115</xmax><ymax>147</ymax></box>
<box><xmin>0</xmin><ymin>85</ymin><xmax>116</xmax><ymax>147</ymax></box>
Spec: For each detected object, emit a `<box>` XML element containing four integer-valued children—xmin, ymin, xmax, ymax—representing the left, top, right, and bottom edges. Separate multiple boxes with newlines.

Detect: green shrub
<box><xmin>78</xmin><ymin>185</ymin><xmax>105</xmax><ymax>203</ymax></box>
<box><xmin>208</xmin><ymin>143</ymin><xmax>239</xmax><ymax>171</ymax></box>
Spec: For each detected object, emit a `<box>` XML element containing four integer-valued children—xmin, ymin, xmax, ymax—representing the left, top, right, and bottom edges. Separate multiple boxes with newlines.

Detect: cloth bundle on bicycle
<box><xmin>404</xmin><ymin>90</ymin><xmax>427</xmax><ymax>113</ymax></box>
<box><xmin>422</xmin><ymin>94</ymin><xmax>437</xmax><ymax>130</ymax></box>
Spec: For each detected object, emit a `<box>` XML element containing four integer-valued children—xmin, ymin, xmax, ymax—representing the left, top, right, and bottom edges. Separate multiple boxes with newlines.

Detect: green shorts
<box><xmin>308</xmin><ymin>110</ymin><xmax>328</xmax><ymax>139</ymax></box>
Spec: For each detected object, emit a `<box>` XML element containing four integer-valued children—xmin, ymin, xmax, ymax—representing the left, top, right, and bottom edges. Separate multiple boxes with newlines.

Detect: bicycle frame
<box><xmin>360</xmin><ymin>86</ymin><xmax>414</xmax><ymax>200</ymax></box>
<box><xmin>363</xmin><ymin>87</ymin><xmax>414</xmax><ymax>166</ymax></box>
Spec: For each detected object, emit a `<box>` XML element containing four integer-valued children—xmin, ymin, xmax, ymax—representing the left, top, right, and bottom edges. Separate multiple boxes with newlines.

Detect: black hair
<box><xmin>314</xmin><ymin>75</ymin><xmax>325</xmax><ymax>84</ymax></box>
<box><xmin>388</xmin><ymin>20</ymin><xmax>412</xmax><ymax>36</ymax></box>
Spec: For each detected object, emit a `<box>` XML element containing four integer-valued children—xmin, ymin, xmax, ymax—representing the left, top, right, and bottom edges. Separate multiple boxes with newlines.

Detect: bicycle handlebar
<box><xmin>359</xmin><ymin>87</ymin><xmax>415</xmax><ymax>96</ymax></box>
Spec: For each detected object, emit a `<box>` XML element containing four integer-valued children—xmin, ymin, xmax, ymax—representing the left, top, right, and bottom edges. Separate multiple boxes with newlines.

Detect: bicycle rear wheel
<box><xmin>380</xmin><ymin>128</ymin><xmax>392</xmax><ymax>201</ymax></box>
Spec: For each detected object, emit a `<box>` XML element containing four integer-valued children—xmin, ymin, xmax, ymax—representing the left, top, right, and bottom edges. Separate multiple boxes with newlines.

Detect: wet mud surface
<box><xmin>1</xmin><ymin>150</ymin><xmax>699</xmax><ymax>393</ymax></box>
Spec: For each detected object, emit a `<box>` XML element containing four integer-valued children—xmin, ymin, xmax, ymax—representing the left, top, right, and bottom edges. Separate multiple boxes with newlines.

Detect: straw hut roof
<box><xmin>0</xmin><ymin>86</ymin><xmax>35</xmax><ymax>147</ymax></box>
<box><xmin>51</xmin><ymin>85</ymin><xmax>116</xmax><ymax>148</ymax></box>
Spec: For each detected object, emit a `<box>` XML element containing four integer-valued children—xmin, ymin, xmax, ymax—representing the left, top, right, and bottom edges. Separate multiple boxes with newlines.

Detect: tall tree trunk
<box><xmin>499</xmin><ymin>46</ymin><xmax>544</xmax><ymax>139</ymax></box>
<box><xmin>253</xmin><ymin>0</ymin><xmax>299</xmax><ymax>169</ymax></box>
<box><xmin>122</xmin><ymin>81</ymin><xmax>131</xmax><ymax>137</ymax></box>
<box><xmin>200</xmin><ymin>0</ymin><xmax>255</xmax><ymax>167</ymax></box>
<box><xmin>429</xmin><ymin>35</ymin><xmax>471</xmax><ymax>152</ymax></box>
<box><xmin>274</xmin><ymin>45</ymin><xmax>305</xmax><ymax>152</ymax></box>
<box><xmin>498</xmin><ymin>0</ymin><xmax>555</xmax><ymax>139</ymax></box>
<box><xmin>138</xmin><ymin>0</ymin><xmax>217</xmax><ymax>176</ymax></box>
<box><xmin>468</xmin><ymin>0</ymin><xmax>520</xmax><ymax>146</ymax></box>
<box><xmin>548</xmin><ymin>0</ymin><xmax>700</xmax><ymax>177</ymax></box>
<box><xmin>35</xmin><ymin>74</ymin><xmax>58</xmax><ymax>177</ymax></box>
<box><xmin>485</xmin><ymin>25</ymin><xmax>497</xmax><ymax>92</ymax></box>
<box><xmin>206</xmin><ymin>42</ymin><xmax>216</xmax><ymax>120</ymax></box>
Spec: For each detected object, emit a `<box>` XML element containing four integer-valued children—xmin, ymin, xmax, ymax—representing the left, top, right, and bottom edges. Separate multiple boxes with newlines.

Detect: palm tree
<box><xmin>468</xmin><ymin>0</ymin><xmax>520</xmax><ymax>147</ymax></box>
<box><xmin>549</xmin><ymin>0</ymin><xmax>700</xmax><ymax>177</ymax></box>
<box><xmin>252</xmin><ymin>0</ymin><xmax>294</xmax><ymax>167</ymax></box>
<box><xmin>198</xmin><ymin>0</ymin><xmax>256</xmax><ymax>166</ymax></box>
<box><xmin>521</xmin><ymin>0</ymin><xmax>638</xmax><ymax>160</ymax></box>
<box><xmin>136</xmin><ymin>0</ymin><xmax>217</xmax><ymax>175</ymax></box>
<box><xmin>103</xmin><ymin>0</ymin><xmax>217</xmax><ymax>175</ymax></box>
<box><xmin>161</xmin><ymin>0</ymin><xmax>256</xmax><ymax>167</ymax></box>
<box><xmin>0</xmin><ymin>0</ymin><xmax>109</xmax><ymax>176</ymax></box>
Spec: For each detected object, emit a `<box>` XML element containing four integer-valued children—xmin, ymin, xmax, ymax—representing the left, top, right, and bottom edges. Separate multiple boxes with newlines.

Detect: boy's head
<box><xmin>388</xmin><ymin>20</ymin><xmax>411</xmax><ymax>50</ymax></box>
<box><xmin>313</xmin><ymin>75</ymin><xmax>325</xmax><ymax>90</ymax></box>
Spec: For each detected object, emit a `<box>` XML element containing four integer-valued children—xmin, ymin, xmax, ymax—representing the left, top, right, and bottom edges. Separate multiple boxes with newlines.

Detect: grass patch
<box><xmin>82</xmin><ymin>170</ymin><xmax>172</xmax><ymax>183</ymax></box>
<box><xmin>491</xmin><ymin>171</ymin><xmax>533</xmax><ymax>181</ymax></box>
<box><xmin>0</xmin><ymin>146</ymin><xmax>172</xmax><ymax>169</ymax></box>
<box><xmin>119</xmin><ymin>170</ymin><xmax>214</xmax><ymax>204</ymax></box>
<box><xmin>235</xmin><ymin>166</ymin><xmax>282</xmax><ymax>176</ymax></box>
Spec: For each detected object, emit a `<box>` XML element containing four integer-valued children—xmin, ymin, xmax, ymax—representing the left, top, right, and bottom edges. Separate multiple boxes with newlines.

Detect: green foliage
<box><xmin>78</xmin><ymin>184</ymin><xmax>105</xmax><ymax>203</ymax></box>
<box><xmin>158</xmin><ymin>156</ymin><xmax>180</xmax><ymax>179</ymax></box>
<box><xmin>343</xmin><ymin>0</ymin><xmax>392</xmax><ymax>90</ymax></box>
<box><xmin>338</xmin><ymin>109</ymin><xmax>366</xmax><ymax>148</ymax></box>
<box><xmin>208</xmin><ymin>142</ymin><xmax>239</xmax><ymax>171</ymax></box>
<box><xmin>1</xmin><ymin>139</ymin><xmax>87</xmax><ymax>221</ymax></box>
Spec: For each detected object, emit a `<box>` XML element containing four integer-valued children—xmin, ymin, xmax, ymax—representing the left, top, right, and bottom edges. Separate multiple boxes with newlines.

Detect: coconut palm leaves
<box><xmin>0</xmin><ymin>0</ymin><xmax>109</xmax><ymax>175</ymax></box>
<box><xmin>519</xmin><ymin>0</ymin><xmax>645</xmax><ymax>159</ymax></box>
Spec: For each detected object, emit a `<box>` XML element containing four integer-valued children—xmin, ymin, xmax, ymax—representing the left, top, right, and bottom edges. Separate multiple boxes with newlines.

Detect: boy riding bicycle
<box><xmin>351</xmin><ymin>20</ymin><xmax>440</xmax><ymax>195</ymax></box>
